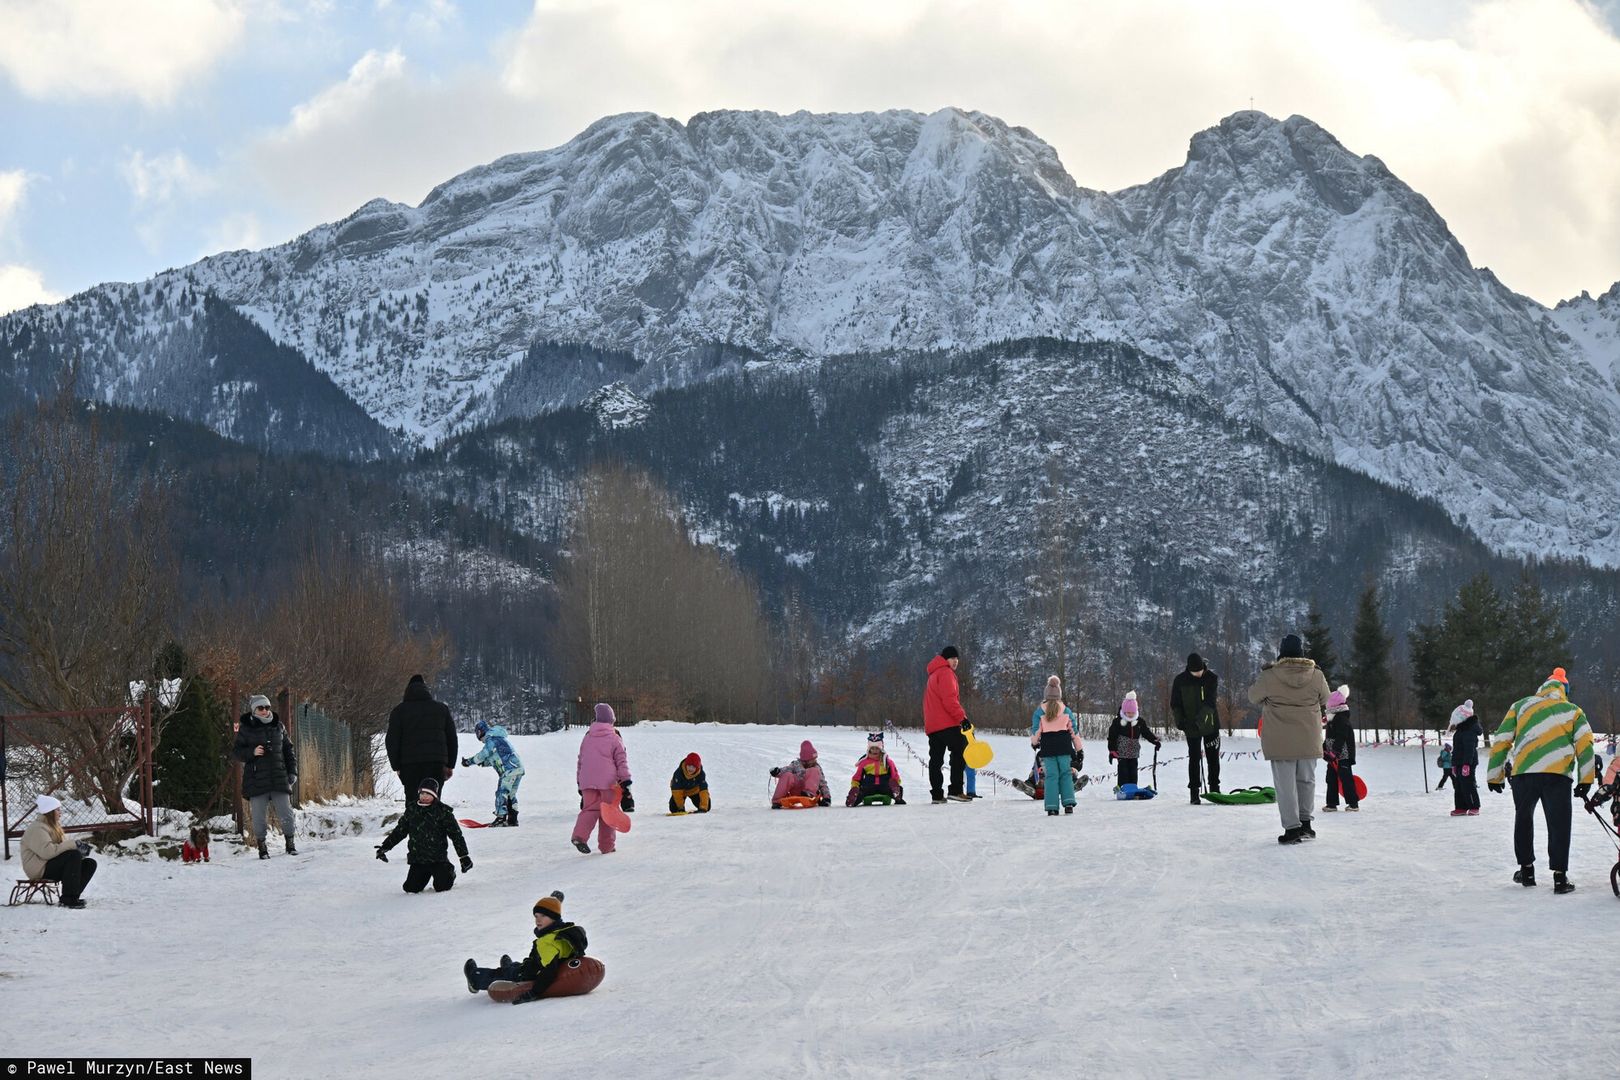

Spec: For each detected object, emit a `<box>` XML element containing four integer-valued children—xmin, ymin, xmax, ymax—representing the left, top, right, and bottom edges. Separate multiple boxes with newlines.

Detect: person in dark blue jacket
<box><xmin>1447</xmin><ymin>700</ymin><xmax>1482</xmax><ymax>816</ymax></box>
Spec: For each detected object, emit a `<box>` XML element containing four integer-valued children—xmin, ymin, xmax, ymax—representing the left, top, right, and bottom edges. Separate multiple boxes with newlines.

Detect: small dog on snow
<box><xmin>181</xmin><ymin>824</ymin><xmax>211</xmax><ymax>863</ymax></box>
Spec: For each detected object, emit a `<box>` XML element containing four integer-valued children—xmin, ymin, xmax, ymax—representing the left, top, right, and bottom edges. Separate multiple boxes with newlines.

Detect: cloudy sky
<box><xmin>2</xmin><ymin>0</ymin><xmax>1619</xmax><ymax>315</ymax></box>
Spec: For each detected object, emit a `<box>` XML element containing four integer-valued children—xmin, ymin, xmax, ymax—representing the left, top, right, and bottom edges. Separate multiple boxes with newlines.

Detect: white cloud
<box><xmin>202</xmin><ymin>211</ymin><xmax>267</xmax><ymax>256</ymax></box>
<box><xmin>242</xmin><ymin>0</ymin><xmax>1620</xmax><ymax>303</ymax></box>
<box><xmin>0</xmin><ymin>0</ymin><xmax>245</xmax><ymax>106</ymax></box>
<box><xmin>0</xmin><ymin>170</ymin><xmax>61</xmax><ymax>315</ymax></box>
<box><xmin>0</xmin><ymin>264</ymin><xmax>63</xmax><ymax>315</ymax></box>
<box><xmin>120</xmin><ymin>150</ymin><xmax>214</xmax><ymax>203</ymax></box>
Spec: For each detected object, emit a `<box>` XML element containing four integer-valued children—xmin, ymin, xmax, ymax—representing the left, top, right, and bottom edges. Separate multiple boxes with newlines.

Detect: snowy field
<box><xmin>3</xmin><ymin>723</ymin><xmax>1617</xmax><ymax>1079</ymax></box>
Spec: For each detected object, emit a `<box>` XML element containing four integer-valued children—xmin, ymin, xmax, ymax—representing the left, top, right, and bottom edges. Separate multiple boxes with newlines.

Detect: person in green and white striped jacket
<box><xmin>1486</xmin><ymin>667</ymin><xmax>1596</xmax><ymax>893</ymax></box>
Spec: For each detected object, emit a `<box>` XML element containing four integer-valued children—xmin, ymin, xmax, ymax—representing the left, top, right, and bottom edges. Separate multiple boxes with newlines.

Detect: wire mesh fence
<box><xmin>290</xmin><ymin>702</ymin><xmax>355</xmax><ymax>804</ymax></box>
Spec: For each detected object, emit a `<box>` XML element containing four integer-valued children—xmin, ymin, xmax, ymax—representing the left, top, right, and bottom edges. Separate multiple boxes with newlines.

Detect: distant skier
<box><xmin>923</xmin><ymin>646</ymin><xmax>972</xmax><ymax>803</ymax></box>
<box><xmin>1107</xmin><ymin>691</ymin><xmax>1162</xmax><ymax>791</ymax></box>
<box><xmin>846</xmin><ymin>733</ymin><xmax>905</xmax><ymax>806</ymax></box>
<box><xmin>374</xmin><ymin>777</ymin><xmax>472</xmax><ymax>893</ymax></box>
<box><xmin>1030</xmin><ymin>676</ymin><xmax>1082</xmax><ymax>816</ymax></box>
<box><xmin>1487</xmin><ymin>669</ymin><xmax>1595</xmax><ymax>893</ymax></box>
<box><xmin>1248</xmin><ymin>634</ymin><xmax>1330</xmax><ymax>845</ymax></box>
<box><xmin>669</xmin><ymin>753</ymin><xmax>711</xmax><ymax>813</ymax></box>
<box><xmin>1171</xmin><ymin>653</ymin><xmax>1222</xmax><ymax>804</ymax></box>
<box><xmin>572</xmin><ymin>703</ymin><xmax>631</xmax><ymax>854</ymax></box>
<box><xmin>461</xmin><ymin>720</ymin><xmax>525</xmax><ymax>827</ymax></box>
<box><xmin>1446</xmin><ymin>701</ymin><xmax>1481</xmax><ymax>816</ymax></box>
<box><xmin>771</xmin><ymin>740</ymin><xmax>830</xmax><ymax>807</ymax></box>
<box><xmin>1321</xmin><ymin>685</ymin><xmax>1359</xmax><ymax>812</ymax></box>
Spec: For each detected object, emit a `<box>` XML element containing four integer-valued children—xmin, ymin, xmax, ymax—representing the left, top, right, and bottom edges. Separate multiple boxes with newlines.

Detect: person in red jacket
<box><xmin>923</xmin><ymin>645</ymin><xmax>972</xmax><ymax>803</ymax></box>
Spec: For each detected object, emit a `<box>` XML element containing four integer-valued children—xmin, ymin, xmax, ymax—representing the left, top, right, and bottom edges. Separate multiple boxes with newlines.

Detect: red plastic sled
<box><xmin>486</xmin><ymin>957</ymin><xmax>606</xmax><ymax>1002</ymax></box>
<box><xmin>458</xmin><ymin>819</ymin><xmax>490</xmax><ymax>829</ymax></box>
<box><xmin>775</xmin><ymin>795</ymin><xmax>820</xmax><ymax>809</ymax></box>
<box><xmin>1334</xmin><ymin>774</ymin><xmax>1370</xmax><ymax>801</ymax></box>
<box><xmin>599</xmin><ymin>786</ymin><xmax>632</xmax><ymax>832</ymax></box>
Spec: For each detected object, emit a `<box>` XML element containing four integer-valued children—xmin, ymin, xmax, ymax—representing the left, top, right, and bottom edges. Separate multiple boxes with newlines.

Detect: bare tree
<box><xmin>0</xmin><ymin>394</ymin><xmax>178</xmax><ymax>809</ymax></box>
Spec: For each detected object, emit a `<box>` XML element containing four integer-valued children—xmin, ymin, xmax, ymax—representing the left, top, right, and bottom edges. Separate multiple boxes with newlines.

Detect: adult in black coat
<box><xmin>232</xmin><ymin>695</ymin><xmax>299</xmax><ymax>859</ymax></box>
<box><xmin>386</xmin><ymin>675</ymin><xmax>457</xmax><ymax>804</ymax></box>
<box><xmin>1170</xmin><ymin>653</ymin><xmax>1222</xmax><ymax>803</ymax></box>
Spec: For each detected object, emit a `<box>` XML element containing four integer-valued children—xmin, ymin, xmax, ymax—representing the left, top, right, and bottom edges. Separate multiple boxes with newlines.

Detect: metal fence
<box><xmin>291</xmin><ymin>702</ymin><xmax>355</xmax><ymax>803</ymax></box>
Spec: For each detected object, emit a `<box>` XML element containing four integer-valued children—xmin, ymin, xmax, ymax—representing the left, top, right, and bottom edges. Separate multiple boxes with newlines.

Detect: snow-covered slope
<box><xmin>5</xmin><ymin>723</ymin><xmax>1616</xmax><ymax>1078</ymax></box>
<box><xmin>3</xmin><ymin>108</ymin><xmax>1617</xmax><ymax>563</ymax></box>
<box><xmin>1550</xmin><ymin>280</ymin><xmax>1620</xmax><ymax>407</ymax></box>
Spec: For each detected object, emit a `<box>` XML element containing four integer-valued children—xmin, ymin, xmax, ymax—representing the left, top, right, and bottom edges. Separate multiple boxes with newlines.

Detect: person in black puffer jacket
<box><xmin>233</xmin><ymin>695</ymin><xmax>299</xmax><ymax>859</ymax></box>
<box><xmin>385</xmin><ymin>675</ymin><xmax>458</xmax><ymax>805</ymax></box>
<box><xmin>1447</xmin><ymin>700</ymin><xmax>1483</xmax><ymax>815</ymax></box>
<box><xmin>375</xmin><ymin>777</ymin><xmax>471</xmax><ymax>893</ymax></box>
<box><xmin>1321</xmin><ymin>685</ymin><xmax>1359</xmax><ymax>811</ymax></box>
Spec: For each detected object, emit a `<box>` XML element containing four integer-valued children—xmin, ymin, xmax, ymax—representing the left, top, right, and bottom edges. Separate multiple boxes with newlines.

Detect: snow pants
<box><xmin>1270</xmin><ymin>758</ymin><xmax>1316</xmax><ymax>831</ymax></box>
<box><xmin>40</xmin><ymin>849</ymin><xmax>97</xmax><ymax>903</ymax></box>
<box><xmin>773</xmin><ymin>766</ymin><xmax>825</xmax><ymax>804</ymax></box>
<box><xmin>495</xmin><ymin>767</ymin><xmax>525</xmax><ymax>818</ymax></box>
<box><xmin>1117</xmin><ymin>758</ymin><xmax>1139</xmax><ymax>788</ymax></box>
<box><xmin>670</xmin><ymin>785</ymin><xmax>711</xmax><ymax>813</ymax></box>
<box><xmin>248</xmin><ymin>791</ymin><xmax>295</xmax><ymax>844</ymax></box>
<box><xmin>1042</xmin><ymin>753</ymin><xmax>1076</xmax><ymax>812</ymax></box>
<box><xmin>1510</xmin><ymin>772</ymin><xmax>1573</xmax><ymax>872</ymax></box>
<box><xmin>467</xmin><ymin>957</ymin><xmax>521</xmax><ymax>991</ymax></box>
<box><xmin>1453</xmin><ymin>766</ymin><xmax>1480</xmax><ymax>812</ymax></box>
<box><xmin>1437</xmin><ymin>769</ymin><xmax>1450</xmax><ymax>789</ymax></box>
<box><xmin>1187</xmin><ymin>733</ymin><xmax>1221</xmax><ymax>792</ymax></box>
<box><xmin>965</xmin><ymin>767</ymin><xmax>977</xmax><ymax>796</ymax></box>
<box><xmin>928</xmin><ymin>727</ymin><xmax>968</xmax><ymax>799</ymax></box>
<box><xmin>1324</xmin><ymin>759</ymin><xmax>1359</xmax><ymax>809</ymax></box>
<box><xmin>573</xmin><ymin>788</ymin><xmax>619</xmax><ymax>852</ymax></box>
<box><xmin>403</xmin><ymin>861</ymin><xmax>456</xmax><ymax>893</ymax></box>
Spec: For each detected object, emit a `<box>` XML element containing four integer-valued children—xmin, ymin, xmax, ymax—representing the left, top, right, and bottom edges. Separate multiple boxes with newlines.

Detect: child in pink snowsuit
<box><xmin>771</xmin><ymin>740</ymin><xmax>830</xmax><ymax>807</ymax></box>
<box><xmin>572</xmin><ymin>703</ymin><xmax>631</xmax><ymax>854</ymax></box>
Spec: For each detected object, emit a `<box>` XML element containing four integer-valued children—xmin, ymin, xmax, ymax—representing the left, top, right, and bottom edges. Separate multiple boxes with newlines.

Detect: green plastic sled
<box><xmin>858</xmin><ymin>793</ymin><xmax>894</xmax><ymax>806</ymax></box>
<box><xmin>1201</xmin><ymin>787</ymin><xmax>1277</xmax><ymax>805</ymax></box>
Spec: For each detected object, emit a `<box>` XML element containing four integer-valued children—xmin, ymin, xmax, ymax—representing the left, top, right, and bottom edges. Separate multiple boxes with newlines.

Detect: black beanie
<box><xmin>417</xmin><ymin>776</ymin><xmax>440</xmax><ymax>797</ymax></box>
<box><xmin>408</xmin><ymin>674</ymin><xmax>426</xmax><ymax>685</ymax></box>
<box><xmin>940</xmin><ymin>645</ymin><xmax>960</xmax><ymax>660</ymax></box>
<box><xmin>1187</xmin><ymin>653</ymin><xmax>1204</xmax><ymax>671</ymax></box>
<box><xmin>1279</xmin><ymin>634</ymin><xmax>1305</xmax><ymax>659</ymax></box>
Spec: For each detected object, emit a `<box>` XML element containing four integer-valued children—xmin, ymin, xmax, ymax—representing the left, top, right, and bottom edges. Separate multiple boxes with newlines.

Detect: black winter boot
<box><xmin>1513</xmin><ymin>865</ymin><xmax>1537</xmax><ymax>887</ymax></box>
<box><xmin>464</xmin><ymin>959</ymin><xmax>480</xmax><ymax>994</ymax></box>
<box><xmin>1277</xmin><ymin>827</ymin><xmax>1306</xmax><ymax>844</ymax></box>
<box><xmin>285</xmin><ymin>837</ymin><xmax>297</xmax><ymax>855</ymax></box>
<box><xmin>506</xmin><ymin>809</ymin><xmax>518</xmax><ymax>827</ymax></box>
<box><xmin>1190</xmin><ymin>790</ymin><xmax>1202</xmax><ymax>805</ymax></box>
<box><xmin>1553</xmin><ymin>872</ymin><xmax>1574</xmax><ymax>895</ymax></box>
<box><xmin>257</xmin><ymin>839</ymin><xmax>269</xmax><ymax>860</ymax></box>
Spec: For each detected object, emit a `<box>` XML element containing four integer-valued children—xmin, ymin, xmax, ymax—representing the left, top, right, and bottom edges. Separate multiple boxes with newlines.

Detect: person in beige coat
<box><xmin>21</xmin><ymin>794</ymin><xmax>98</xmax><ymax>908</ymax></box>
<box><xmin>1248</xmin><ymin>634</ymin><xmax>1332</xmax><ymax>844</ymax></box>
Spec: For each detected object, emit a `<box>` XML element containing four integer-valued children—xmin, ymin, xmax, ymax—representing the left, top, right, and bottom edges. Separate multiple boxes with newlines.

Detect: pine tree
<box><xmin>1302</xmin><ymin>600</ymin><xmax>1339</xmax><ymax>684</ymax></box>
<box><xmin>1348</xmin><ymin>584</ymin><xmax>1393</xmax><ymax>736</ymax></box>
<box><xmin>1499</xmin><ymin>573</ymin><xmax>1571</xmax><ymax>702</ymax></box>
<box><xmin>152</xmin><ymin>644</ymin><xmax>229</xmax><ymax>816</ymax></box>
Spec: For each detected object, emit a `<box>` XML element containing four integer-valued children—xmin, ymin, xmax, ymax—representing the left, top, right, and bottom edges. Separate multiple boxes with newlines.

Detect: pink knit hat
<box><xmin>1120</xmin><ymin>691</ymin><xmax>1139</xmax><ymax>719</ymax></box>
<box><xmin>1325</xmin><ymin>685</ymin><xmax>1350</xmax><ymax>712</ymax></box>
<box><xmin>800</xmin><ymin>740</ymin><xmax>817</xmax><ymax>762</ymax></box>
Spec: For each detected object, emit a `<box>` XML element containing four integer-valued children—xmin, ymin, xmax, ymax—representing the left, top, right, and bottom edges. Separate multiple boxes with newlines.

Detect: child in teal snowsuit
<box><xmin>1030</xmin><ymin>676</ymin><xmax>1082</xmax><ymax>815</ymax></box>
<box><xmin>462</xmin><ymin>720</ymin><xmax>525</xmax><ymax>827</ymax></box>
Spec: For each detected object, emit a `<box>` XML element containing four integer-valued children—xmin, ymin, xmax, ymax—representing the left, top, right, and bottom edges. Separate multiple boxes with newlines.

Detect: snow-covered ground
<box><xmin>3</xmin><ymin>723</ymin><xmax>1616</xmax><ymax>1078</ymax></box>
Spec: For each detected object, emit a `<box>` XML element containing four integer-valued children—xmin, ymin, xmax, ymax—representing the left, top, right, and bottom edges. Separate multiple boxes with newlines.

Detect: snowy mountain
<box><xmin>2</xmin><ymin>107</ymin><xmax>1617</xmax><ymax>564</ymax></box>
<box><xmin>1550</xmin><ymin>281</ymin><xmax>1620</xmax><ymax>406</ymax></box>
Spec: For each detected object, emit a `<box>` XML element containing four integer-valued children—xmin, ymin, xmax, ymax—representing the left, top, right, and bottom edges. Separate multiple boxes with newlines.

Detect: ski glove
<box><xmin>960</xmin><ymin>720</ymin><xmax>972</xmax><ymax>732</ymax></box>
<box><xmin>1574</xmin><ymin>783</ymin><xmax>1591</xmax><ymax>799</ymax></box>
<box><xmin>769</xmin><ymin>767</ymin><xmax>781</xmax><ymax>777</ymax></box>
<box><xmin>460</xmin><ymin>855</ymin><xmax>473</xmax><ymax>872</ymax></box>
<box><xmin>461</xmin><ymin>756</ymin><xmax>473</xmax><ymax>767</ymax></box>
<box><xmin>621</xmin><ymin>790</ymin><xmax>636</xmax><ymax>813</ymax></box>
<box><xmin>1488</xmin><ymin>782</ymin><xmax>1505</xmax><ymax>794</ymax></box>
<box><xmin>375</xmin><ymin>846</ymin><xmax>389</xmax><ymax>862</ymax></box>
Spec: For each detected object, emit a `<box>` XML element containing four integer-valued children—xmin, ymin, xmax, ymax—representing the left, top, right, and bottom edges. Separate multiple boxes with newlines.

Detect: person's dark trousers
<box><xmin>1324</xmin><ymin>760</ymin><xmax>1359</xmax><ymax>808</ymax></box>
<box><xmin>1458</xmin><ymin>771</ymin><xmax>1480</xmax><ymax>812</ymax></box>
<box><xmin>468</xmin><ymin>956</ymin><xmax>521</xmax><ymax>990</ymax></box>
<box><xmin>1437</xmin><ymin>770</ymin><xmax>1450</xmax><ymax>789</ymax></box>
<box><xmin>1117</xmin><ymin>758</ymin><xmax>1139</xmax><ymax>787</ymax></box>
<box><xmin>41</xmin><ymin>850</ymin><xmax>97</xmax><ymax>902</ymax></box>
<box><xmin>399</xmin><ymin>763</ymin><xmax>441</xmax><ymax>803</ymax></box>
<box><xmin>928</xmin><ymin>728</ymin><xmax>968</xmax><ymax>798</ymax></box>
<box><xmin>403</xmin><ymin>861</ymin><xmax>456</xmax><ymax>893</ymax></box>
<box><xmin>1452</xmin><ymin>769</ymin><xmax>1466</xmax><ymax>811</ymax></box>
<box><xmin>1187</xmin><ymin>735</ymin><xmax>1221</xmax><ymax>792</ymax></box>
<box><xmin>1510</xmin><ymin>772</ymin><xmax>1573</xmax><ymax>872</ymax></box>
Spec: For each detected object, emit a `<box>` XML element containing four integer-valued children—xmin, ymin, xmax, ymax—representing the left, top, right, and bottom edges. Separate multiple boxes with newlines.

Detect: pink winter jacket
<box><xmin>576</xmin><ymin>720</ymin><xmax>630</xmax><ymax>790</ymax></box>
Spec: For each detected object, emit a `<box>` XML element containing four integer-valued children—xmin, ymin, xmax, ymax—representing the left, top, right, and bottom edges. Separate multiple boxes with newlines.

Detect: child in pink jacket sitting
<box><xmin>572</xmin><ymin>703</ymin><xmax>631</xmax><ymax>854</ymax></box>
<box><xmin>771</xmin><ymin>740</ymin><xmax>830</xmax><ymax>807</ymax></box>
<box><xmin>846</xmin><ymin>732</ymin><xmax>906</xmax><ymax>805</ymax></box>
